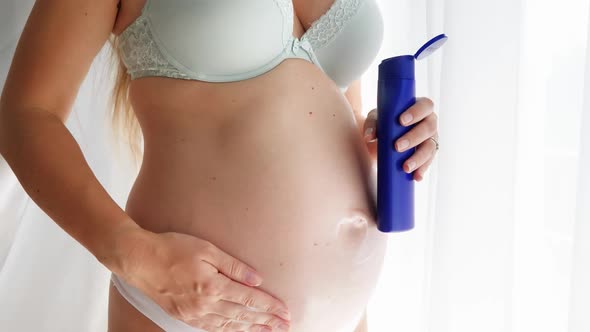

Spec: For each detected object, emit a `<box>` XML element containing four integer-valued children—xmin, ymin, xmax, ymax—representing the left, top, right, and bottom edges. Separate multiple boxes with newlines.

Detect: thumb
<box><xmin>363</xmin><ymin>108</ymin><xmax>377</xmax><ymax>142</ymax></box>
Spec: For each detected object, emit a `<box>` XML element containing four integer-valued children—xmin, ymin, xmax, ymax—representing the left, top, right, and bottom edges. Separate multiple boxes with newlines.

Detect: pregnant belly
<box><xmin>124</xmin><ymin>61</ymin><xmax>388</xmax><ymax>332</ymax></box>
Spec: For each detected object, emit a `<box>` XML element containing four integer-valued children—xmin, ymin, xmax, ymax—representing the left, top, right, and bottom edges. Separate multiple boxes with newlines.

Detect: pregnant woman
<box><xmin>0</xmin><ymin>0</ymin><xmax>440</xmax><ymax>331</ymax></box>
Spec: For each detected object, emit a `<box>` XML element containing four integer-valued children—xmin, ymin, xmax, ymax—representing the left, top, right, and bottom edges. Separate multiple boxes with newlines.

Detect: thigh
<box><xmin>108</xmin><ymin>279</ymin><xmax>164</xmax><ymax>332</ymax></box>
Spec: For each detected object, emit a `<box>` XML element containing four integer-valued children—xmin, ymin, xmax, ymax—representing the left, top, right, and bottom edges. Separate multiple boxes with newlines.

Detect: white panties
<box><xmin>110</xmin><ymin>273</ymin><xmax>207</xmax><ymax>332</ymax></box>
<box><xmin>111</xmin><ymin>272</ymin><xmax>366</xmax><ymax>332</ymax></box>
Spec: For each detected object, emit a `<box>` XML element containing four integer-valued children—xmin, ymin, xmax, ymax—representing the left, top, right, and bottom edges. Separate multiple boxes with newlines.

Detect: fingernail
<box><xmin>407</xmin><ymin>161</ymin><xmax>416</xmax><ymax>172</ymax></box>
<box><xmin>246</xmin><ymin>271</ymin><xmax>262</xmax><ymax>286</ymax></box>
<box><xmin>278</xmin><ymin>322</ymin><xmax>290</xmax><ymax>331</ymax></box>
<box><xmin>364</xmin><ymin>127</ymin><xmax>374</xmax><ymax>139</ymax></box>
<box><xmin>397</xmin><ymin>139</ymin><xmax>409</xmax><ymax>151</ymax></box>
<box><xmin>401</xmin><ymin>113</ymin><xmax>413</xmax><ymax>125</ymax></box>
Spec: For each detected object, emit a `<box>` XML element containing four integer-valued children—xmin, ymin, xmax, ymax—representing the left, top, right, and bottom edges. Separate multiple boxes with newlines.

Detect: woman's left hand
<box><xmin>362</xmin><ymin>97</ymin><xmax>439</xmax><ymax>182</ymax></box>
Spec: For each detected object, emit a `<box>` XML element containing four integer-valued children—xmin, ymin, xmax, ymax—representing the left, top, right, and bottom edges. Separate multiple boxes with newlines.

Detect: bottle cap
<box><xmin>414</xmin><ymin>34</ymin><xmax>448</xmax><ymax>60</ymax></box>
<box><xmin>379</xmin><ymin>33</ymin><xmax>448</xmax><ymax>80</ymax></box>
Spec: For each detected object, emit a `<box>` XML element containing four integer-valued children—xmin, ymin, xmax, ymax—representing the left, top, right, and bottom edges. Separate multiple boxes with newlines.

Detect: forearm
<box><xmin>0</xmin><ymin>106</ymin><xmax>143</xmax><ymax>275</ymax></box>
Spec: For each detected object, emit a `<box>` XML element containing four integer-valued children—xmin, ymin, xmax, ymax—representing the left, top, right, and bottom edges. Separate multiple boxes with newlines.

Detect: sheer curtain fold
<box><xmin>365</xmin><ymin>0</ymin><xmax>590</xmax><ymax>331</ymax></box>
<box><xmin>568</xmin><ymin>3</ymin><xmax>590</xmax><ymax>332</ymax></box>
<box><xmin>1</xmin><ymin>1</ymin><xmax>588</xmax><ymax>331</ymax></box>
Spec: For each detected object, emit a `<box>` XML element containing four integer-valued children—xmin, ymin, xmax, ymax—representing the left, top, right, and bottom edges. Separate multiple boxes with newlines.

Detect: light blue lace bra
<box><xmin>117</xmin><ymin>0</ymin><xmax>384</xmax><ymax>91</ymax></box>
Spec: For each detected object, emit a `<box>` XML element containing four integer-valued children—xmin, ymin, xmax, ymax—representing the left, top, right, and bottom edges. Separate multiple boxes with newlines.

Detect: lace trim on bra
<box><xmin>118</xmin><ymin>15</ymin><xmax>192</xmax><ymax>80</ymax></box>
<box><xmin>118</xmin><ymin>0</ymin><xmax>365</xmax><ymax>81</ymax></box>
<box><xmin>306</xmin><ymin>0</ymin><xmax>363</xmax><ymax>49</ymax></box>
<box><xmin>273</xmin><ymin>0</ymin><xmax>364</xmax><ymax>50</ymax></box>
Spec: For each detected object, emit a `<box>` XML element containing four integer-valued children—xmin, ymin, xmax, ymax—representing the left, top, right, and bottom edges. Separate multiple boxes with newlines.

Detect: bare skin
<box><xmin>0</xmin><ymin>0</ymin><xmax>387</xmax><ymax>331</ymax></box>
<box><xmin>107</xmin><ymin>1</ymin><xmax>387</xmax><ymax>331</ymax></box>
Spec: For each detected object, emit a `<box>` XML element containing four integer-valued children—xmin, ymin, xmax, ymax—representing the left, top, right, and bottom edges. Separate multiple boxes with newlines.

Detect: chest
<box><xmin>292</xmin><ymin>0</ymin><xmax>339</xmax><ymax>32</ymax></box>
<box><xmin>116</xmin><ymin>0</ymin><xmax>384</xmax><ymax>90</ymax></box>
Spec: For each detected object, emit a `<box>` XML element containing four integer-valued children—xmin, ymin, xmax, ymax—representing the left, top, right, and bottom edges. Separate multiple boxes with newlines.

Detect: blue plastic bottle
<box><xmin>377</xmin><ymin>34</ymin><xmax>448</xmax><ymax>233</ymax></box>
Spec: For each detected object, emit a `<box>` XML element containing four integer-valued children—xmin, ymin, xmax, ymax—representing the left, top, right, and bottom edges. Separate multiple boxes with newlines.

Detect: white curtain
<box><xmin>1</xmin><ymin>0</ymin><xmax>589</xmax><ymax>331</ymax></box>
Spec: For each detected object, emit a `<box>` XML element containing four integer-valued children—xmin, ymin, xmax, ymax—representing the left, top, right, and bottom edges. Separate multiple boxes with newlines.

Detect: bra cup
<box><xmin>147</xmin><ymin>0</ymin><xmax>286</xmax><ymax>76</ymax></box>
<box><xmin>312</xmin><ymin>0</ymin><xmax>384</xmax><ymax>90</ymax></box>
<box><xmin>117</xmin><ymin>0</ymin><xmax>385</xmax><ymax>86</ymax></box>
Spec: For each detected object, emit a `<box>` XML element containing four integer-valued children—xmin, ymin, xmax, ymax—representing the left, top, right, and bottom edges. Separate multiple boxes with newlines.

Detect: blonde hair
<box><xmin>106</xmin><ymin>34</ymin><xmax>143</xmax><ymax>169</ymax></box>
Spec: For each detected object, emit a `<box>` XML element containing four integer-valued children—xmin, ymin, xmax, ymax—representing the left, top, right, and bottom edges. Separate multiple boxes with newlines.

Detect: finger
<box><xmin>215</xmin><ymin>273</ymin><xmax>291</xmax><ymax>321</ymax></box>
<box><xmin>394</xmin><ymin>114</ymin><xmax>437</xmax><ymax>153</ymax></box>
<box><xmin>185</xmin><ymin>320</ymin><xmax>217</xmax><ymax>331</ymax></box>
<box><xmin>241</xmin><ymin>326</ymin><xmax>274</xmax><ymax>332</ymax></box>
<box><xmin>363</xmin><ymin>108</ymin><xmax>377</xmax><ymax>142</ymax></box>
<box><xmin>196</xmin><ymin>312</ymin><xmax>251</xmax><ymax>331</ymax></box>
<box><xmin>186</xmin><ymin>321</ymin><xmax>244</xmax><ymax>332</ymax></box>
<box><xmin>200</xmin><ymin>242</ymin><xmax>264</xmax><ymax>287</ymax></box>
<box><xmin>185</xmin><ymin>318</ymin><xmax>249</xmax><ymax>332</ymax></box>
<box><xmin>399</xmin><ymin>97</ymin><xmax>435</xmax><ymax>127</ymax></box>
<box><xmin>414</xmin><ymin>154</ymin><xmax>435</xmax><ymax>182</ymax></box>
<box><xmin>402</xmin><ymin>137</ymin><xmax>437</xmax><ymax>174</ymax></box>
<box><xmin>158</xmin><ymin>294</ymin><xmax>213</xmax><ymax>325</ymax></box>
<box><xmin>208</xmin><ymin>299</ymin><xmax>290</xmax><ymax>329</ymax></box>
<box><xmin>366</xmin><ymin>139</ymin><xmax>377</xmax><ymax>162</ymax></box>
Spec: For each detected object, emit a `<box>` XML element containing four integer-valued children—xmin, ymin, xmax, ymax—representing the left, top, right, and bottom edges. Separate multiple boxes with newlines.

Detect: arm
<box><xmin>344</xmin><ymin>78</ymin><xmax>367</xmax><ymax>137</ymax></box>
<box><xmin>0</xmin><ymin>0</ymin><xmax>143</xmax><ymax>277</ymax></box>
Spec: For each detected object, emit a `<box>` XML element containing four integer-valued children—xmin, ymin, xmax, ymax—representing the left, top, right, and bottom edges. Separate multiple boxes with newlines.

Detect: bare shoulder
<box><xmin>0</xmin><ymin>0</ymin><xmax>120</xmax><ymax>122</ymax></box>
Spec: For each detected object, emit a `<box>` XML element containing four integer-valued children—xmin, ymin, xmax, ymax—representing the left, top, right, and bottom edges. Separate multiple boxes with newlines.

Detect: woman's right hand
<box><xmin>115</xmin><ymin>228</ymin><xmax>292</xmax><ymax>332</ymax></box>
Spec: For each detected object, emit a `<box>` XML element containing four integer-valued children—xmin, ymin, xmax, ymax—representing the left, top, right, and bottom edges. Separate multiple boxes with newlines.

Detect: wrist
<box><xmin>97</xmin><ymin>217</ymin><xmax>153</xmax><ymax>277</ymax></box>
